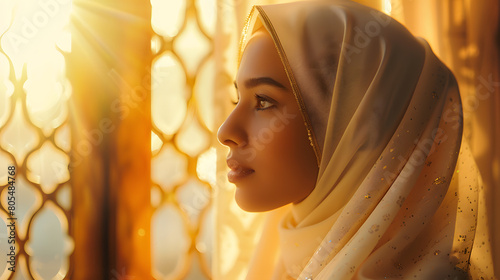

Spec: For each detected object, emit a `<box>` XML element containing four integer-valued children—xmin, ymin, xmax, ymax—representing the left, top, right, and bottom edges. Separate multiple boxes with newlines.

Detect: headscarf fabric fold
<box><xmin>237</xmin><ymin>1</ymin><xmax>491</xmax><ymax>279</ymax></box>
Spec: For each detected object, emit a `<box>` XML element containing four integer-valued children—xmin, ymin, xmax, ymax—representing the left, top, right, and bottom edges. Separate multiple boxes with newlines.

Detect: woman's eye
<box><xmin>255</xmin><ymin>94</ymin><xmax>275</xmax><ymax>110</ymax></box>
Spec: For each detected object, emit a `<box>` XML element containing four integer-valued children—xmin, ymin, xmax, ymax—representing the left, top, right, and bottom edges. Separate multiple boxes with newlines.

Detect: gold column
<box><xmin>68</xmin><ymin>0</ymin><xmax>153</xmax><ymax>278</ymax></box>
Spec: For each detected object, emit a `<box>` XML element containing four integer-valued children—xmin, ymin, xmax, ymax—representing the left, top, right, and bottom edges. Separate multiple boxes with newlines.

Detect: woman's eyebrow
<box><xmin>233</xmin><ymin>77</ymin><xmax>287</xmax><ymax>90</ymax></box>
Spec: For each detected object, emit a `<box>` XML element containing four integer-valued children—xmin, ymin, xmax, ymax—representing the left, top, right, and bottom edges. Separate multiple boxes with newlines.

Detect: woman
<box><xmin>217</xmin><ymin>0</ymin><xmax>493</xmax><ymax>279</ymax></box>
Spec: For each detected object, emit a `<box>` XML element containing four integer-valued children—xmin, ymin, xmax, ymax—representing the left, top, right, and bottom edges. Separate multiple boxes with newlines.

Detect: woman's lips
<box><xmin>227</xmin><ymin>168</ymin><xmax>255</xmax><ymax>183</ymax></box>
<box><xmin>226</xmin><ymin>158</ymin><xmax>255</xmax><ymax>183</ymax></box>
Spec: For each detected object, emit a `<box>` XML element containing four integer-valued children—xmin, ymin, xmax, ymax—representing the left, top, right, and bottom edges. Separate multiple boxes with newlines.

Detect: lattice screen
<box><xmin>0</xmin><ymin>0</ymin><xmax>219</xmax><ymax>279</ymax></box>
<box><xmin>0</xmin><ymin>0</ymin><xmax>74</xmax><ymax>279</ymax></box>
<box><xmin>150</xmin><ymin>0</ymin><xmax>216</xmax><ymax>278</ymax></box>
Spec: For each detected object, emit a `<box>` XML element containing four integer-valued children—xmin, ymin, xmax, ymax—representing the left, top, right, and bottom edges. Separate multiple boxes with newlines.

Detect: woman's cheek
<box><xmin>251</xmin><ymin>111</ymin><xmax>304</xmax><ymax>168</ymax></box>
<box><xmin>250</xmin><ymin>117</ymin><xmax>283</xmax><ymax>151</ymax></box>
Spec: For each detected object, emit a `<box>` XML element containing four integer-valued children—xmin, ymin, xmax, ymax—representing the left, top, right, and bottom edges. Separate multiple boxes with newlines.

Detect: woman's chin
<box><xmin>234</xmin><ymin>189</ymin><xmax>286</xmax><ymax>212</ymax></box>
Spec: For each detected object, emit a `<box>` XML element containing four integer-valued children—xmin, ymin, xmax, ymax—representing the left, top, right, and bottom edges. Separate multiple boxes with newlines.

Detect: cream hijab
<box><xmin>237</xmin><ymin>1</ymin><xmax>491</xmax><ymax>279</ymax></box>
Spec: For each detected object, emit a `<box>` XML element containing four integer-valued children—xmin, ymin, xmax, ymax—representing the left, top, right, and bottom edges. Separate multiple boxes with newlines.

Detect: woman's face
<box><xmin>217</xmin><ymin>28</ymin><xmax>319</xmax><ymax>212</ymax></box>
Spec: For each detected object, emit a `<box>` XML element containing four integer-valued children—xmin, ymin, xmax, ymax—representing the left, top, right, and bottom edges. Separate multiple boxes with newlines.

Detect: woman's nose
<box><xmin>217</xmin><ymin>109</ymin><xmax>247</xmax><ymax>148</ymax></box>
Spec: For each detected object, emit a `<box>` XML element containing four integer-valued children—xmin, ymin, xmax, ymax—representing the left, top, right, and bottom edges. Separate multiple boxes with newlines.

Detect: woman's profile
<box><xmin>217</xmin><ymin>0</ymin><xmax>493</xmax><ymax>279</ymax></box>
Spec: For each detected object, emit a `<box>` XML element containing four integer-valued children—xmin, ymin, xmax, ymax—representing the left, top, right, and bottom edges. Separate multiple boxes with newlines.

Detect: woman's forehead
<box><xmin>236</xmin><ymin>29</ymin><xmax>290</xmax><ymax>89</ymax></box>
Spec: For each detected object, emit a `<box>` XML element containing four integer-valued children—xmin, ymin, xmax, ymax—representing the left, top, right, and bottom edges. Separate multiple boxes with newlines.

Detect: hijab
<box><xmin>237</xmin><ymin>1</ymin><xmax>490</xmax><ymax>279</ymax></box>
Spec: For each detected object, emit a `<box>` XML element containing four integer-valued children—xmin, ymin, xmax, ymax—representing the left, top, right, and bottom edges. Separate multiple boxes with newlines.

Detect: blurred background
<box><xmin>0</xmin><ymin>0</ymin><xmax>498</xmax><ymax>279</ymax></box>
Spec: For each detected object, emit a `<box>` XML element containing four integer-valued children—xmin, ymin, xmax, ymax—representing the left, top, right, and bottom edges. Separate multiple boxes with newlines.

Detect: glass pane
<box><xmin>0</xmin><ymin>1</ymin><xmax>14</xmax><ymax>35</ymax></box>
<box><xmin>54</xmin><ymin>124</ymin><xmax>71</xmax><ymax>153</ymax></box>
<box><xmin>55</xmin><ymin>29</ymin><xmax>71</xmax><ymax>53</ymax></box>
<box><xmin>0</xmin><ymin>101</ymin><xmax>39</xmax><ymax>166</ymax></box>
<box><xmin>0</xmin><ymin>0</ymin><xmax>72</xmax><ymax>78</ymax></box>
<box><xmin>195</xmin><ymin>0</ymin><xmax>216</xmax><ymax>36</ymax></box>
<box><xmin>151</xmin><ymin>34</ymin><xmax>162</xmax><ymax>55</ymax></box>
<box><xmin>175</xmin><ymin>112</ymin><xmax>210</xmax><ymax>157</ymax></box>
<box><xmin>152</xmin><ymin>204</ymin><xmax>190</xmax><ymax>279</ymax></box>
<box><xmin>0</xmin><ymin>175</ymin><xmax>42</xmax><ymax>240</ymax></box>
<box><xmin>25</xmin><ymin>50</ymin><xmax>70</xmax><ymax>136</ymax></box>
<box><xmin>56</xmin><ymin>184</ymin><xmax>71</xmax><ymax>211</ymax></box>
<box><xmin>173</xmin><ymin>18</ymin><xmax>211</xmax><ymax>76</ymax></box>
<box><xmin>152</xmin><ymin>53</ymin><xmax>187</xmax><ymax>135</ymax></box>
<box><xmin>197</xmin><ymin>207</ymin><xmax>213</xmax><ymax>275</ymax></box>
<box><xmin>194</xmin><ymin>58</ymin><xmax>215</xmax><ymax>131</ymax></box>
<box><xmin>196</xmin><ymin>147</ymin><xmax>216</xmax><ymax>186</ymax></box>
<box><xmin>12</xmin><ymin>255</ymin><xmax>30</xmax><ymax>280</ymax></box>
<box><xmin>151</xmin><ymin>0</ymin><xmax>186</xmax><ymax>38</ymax></box>
<box><xmin>0</xmin><ymin>213</ymin><xmax>8</xmax><ymax>274</ymax></box>
<box><xmin>0</xmin><ymin>149</ymin><xmax>14</xmax><ymax>186</ymax></box>
<box><xmin>151</xmin><ymin>144</ymin><xmax>188</xmax><ymax>191</ymax></box>
<box><xmin>185</xmin><ymin>255</ymin><xmax>209</xmax><ymax>280</ymax></box>
<box><xmin>26</xmin><ymin>141</ymin><xmax>70</xmax><ymax>194</ymax></box>
<box><xmin>0</xmin><ymin>53</ymin><xmax>13</xmax><ymax>128</ymax></box>
<box><xmin>151</xmin><ymin>131</ymin><xmax>163</xmax><ymax>156</ymax></box>
<box><xmin>151</xmin><ymin>185</ymin><xmax>163</xmax><ymax>208</ymax></box>
<box><xmin>26</xmin><ymin>202</ymin><xmax>73</xmax><ymax>280</ymax></box>
<box><xmin>176</xmin><ymin>178</ymin><xmax>210</xmax><ymax>225</ymax></box>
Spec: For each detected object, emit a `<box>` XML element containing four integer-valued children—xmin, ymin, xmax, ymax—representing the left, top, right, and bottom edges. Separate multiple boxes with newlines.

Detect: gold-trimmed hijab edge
<box><xmin>237</xmin><ymin>5</ymin><xmax>322</xmax><ymax>166</ymax></box>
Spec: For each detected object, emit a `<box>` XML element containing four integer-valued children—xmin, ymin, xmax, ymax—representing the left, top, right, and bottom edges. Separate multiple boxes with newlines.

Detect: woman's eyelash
<box><xmin>255</xmin><ymin>94</ymin><xmax>276</xmax><ymax>110</ymax></box>
<box><xmin>230</xmin><ymin>93</ymin><xmax>276</xmax><ymax>109</ymax></box>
